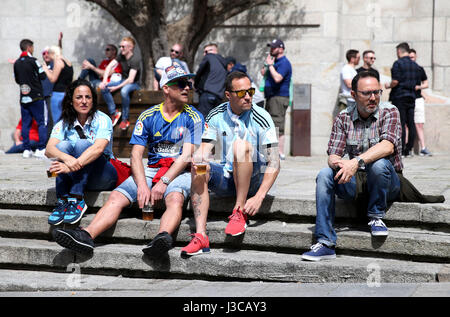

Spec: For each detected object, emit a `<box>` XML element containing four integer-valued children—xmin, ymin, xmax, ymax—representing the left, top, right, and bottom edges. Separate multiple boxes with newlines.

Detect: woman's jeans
<box><xmin>51</xmin><ymin>91</ymin><xmax>65</xmax><ymax>123</ymax></box>
<box><xmin>101</xmin><ymin>80</ymin><xmax>140</xmax><ymax>120</ymax></box>
<box><xmin>314</xmin><ymin>158</ymin><xmax>400</xmax><ymax>247</ymax></box>
<box><xmin>55</xmin><ymin>140</ymin><xmax>117</xmax><ymax>198</ymax></box>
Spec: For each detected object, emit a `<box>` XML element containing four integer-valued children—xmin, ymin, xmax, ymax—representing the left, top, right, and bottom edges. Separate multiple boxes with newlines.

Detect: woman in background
<box><xmin>42</xmin><ymin>45</ymin><xmax>73</xmax><ymax>123</ymax></box>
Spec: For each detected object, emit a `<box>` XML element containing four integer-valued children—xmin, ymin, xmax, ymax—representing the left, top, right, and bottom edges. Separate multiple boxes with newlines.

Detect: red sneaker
<box><xmin>181</xmin><ymin>233</ymin><xmax>210</xmax><ymax>256</ymax></box>
<box><xmin>111</xmin><ymin>110</ymin><xmax>121</xmax><ymax>126</ymax></box>
<box><xmin>224</xmin><ymin>207</ymin><xmax>248</xmax><ymax>236</ymax></box>
<box><xmin>119</xmin><ymin>120</ymin><xmax>130</xmax><ymax>130</ymax></box>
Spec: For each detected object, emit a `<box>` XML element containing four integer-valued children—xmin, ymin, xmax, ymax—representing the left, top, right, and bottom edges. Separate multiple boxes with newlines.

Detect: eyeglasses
<box><xmin>166</xmin><ymin>79</ymin><xmax>192</xmax><ymax>90</ymax></box>
<box><xmin>171</xmin><ymin>49</ymin><xmax>180</xmax><ymax>54</ymax></box>
<box><xmin>357</xmin><ymin>89</ymin><xmax>383</xmax><ymax>98</ymax></box>
<box><xmin>230</xmin><ymin>88</ymin><xmax>256</xmax><ymax>98</ymax></box>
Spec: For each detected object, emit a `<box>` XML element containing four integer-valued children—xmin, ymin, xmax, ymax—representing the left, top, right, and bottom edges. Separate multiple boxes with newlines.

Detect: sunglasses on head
<box><xmin>230</xmin><ymin>88</ymin><xmax>256</xmax><ymax>98</ymax></box>
<box><xmin>166</xmin><ymin>79</ymin><xmax>192</xmax><ymax>89</ymax></box>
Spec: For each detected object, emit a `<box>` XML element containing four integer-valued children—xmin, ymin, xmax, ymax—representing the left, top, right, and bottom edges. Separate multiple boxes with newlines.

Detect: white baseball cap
<box><xmin>159</xmin><ymin>64</ymin><xmax>195</xmax><ymax>88</ymax></box>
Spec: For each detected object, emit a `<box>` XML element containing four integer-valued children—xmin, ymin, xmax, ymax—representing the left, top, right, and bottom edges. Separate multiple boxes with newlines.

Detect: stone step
<box><xmin>0</xmin><ymin>237</ymin><xmax>447</xmax><ymax>283</ymax></box>
<box><xmin>1</xmin><ymin>188</ymin><xmax>449</xmax><ymax>227</ymax></box>
<box><xmin>0</xmin><ymin>209</ymin><xmax>449</xmax><ymax>262</ymax></box>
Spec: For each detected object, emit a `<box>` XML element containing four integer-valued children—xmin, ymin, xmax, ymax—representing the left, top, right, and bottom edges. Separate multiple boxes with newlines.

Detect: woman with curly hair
<box><xmin>45</xmin><ymin>79</ymin><xmax>117</xmax><ymax>225</ymax></box>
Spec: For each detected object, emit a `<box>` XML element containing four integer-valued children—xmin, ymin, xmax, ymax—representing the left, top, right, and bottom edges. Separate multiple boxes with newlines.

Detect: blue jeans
<box><xmin>78</xmin><ymin>58</ymin><xmax>102</xmax><ymax>88</ymax></box>
<box><xmin>20</xmin><ymin>99</ymin><xmax>47</xmax><ymax>151</ymax></box>
<box><xmin>101</xmin><ymin>80</ymin><xmax>140</xmax><ymax>120</ymax></box>
<box><xmin>115</xmin><ymin>168</ymin><xmax>191</xmax><ymax>203</ymax></box>
<box><xmin>6</xmin><ymin>140</ymin><xmax>39</xmax><ymax>153</ymax></box>
<box><xmin>314</xmin><ymin>158</ymin><xmax>400</xmax><ymax>247</ymax></box>
<box><xmin>51</xmin><ymin>91</ymin><xmax>65</xmax><ymax>123</ymax></box>
<box><xmin>55</xmin><ymin>140</ymin><xmax>117</xmax><ymax>198</ymax></box>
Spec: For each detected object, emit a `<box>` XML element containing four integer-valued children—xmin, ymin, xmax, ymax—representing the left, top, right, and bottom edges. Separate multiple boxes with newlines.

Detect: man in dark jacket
<box><xmin>194</xmin><ymin>43</ymin><xmax>227</xmax><ymax>118</ymax></box>
<box><xmin>385</xmin><ymin>42</ymin><xmax>423</xmax><ymax>157</ymax></box>
<box><xmin>13</xmin><ymin>39</ymin><xmax>47</xmax><ymax>158</ymax></box>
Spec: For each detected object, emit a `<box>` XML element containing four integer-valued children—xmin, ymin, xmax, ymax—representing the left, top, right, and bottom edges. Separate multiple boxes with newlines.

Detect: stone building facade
<box><xmin>1</xmin><ymin>0</ymin><xmax>449</xmax><ymax>154</ymax></box>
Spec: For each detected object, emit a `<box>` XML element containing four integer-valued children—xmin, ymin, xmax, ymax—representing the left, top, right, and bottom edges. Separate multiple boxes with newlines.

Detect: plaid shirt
<box><xmin>389</xmin><ymin>56</ymin><xmax>423</xmax><ymax>100</ymax></box>
<box><xmin>327</xmin><ymin>101</ymin><xmax>403</xmax><ymax>172</ymax></box>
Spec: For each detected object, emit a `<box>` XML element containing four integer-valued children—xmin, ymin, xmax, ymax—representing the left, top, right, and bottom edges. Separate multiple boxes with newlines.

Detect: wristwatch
<box><xmin>161</xmin><ymin>176</ymin><xmax>171</xmax><ymax>185</ymax></box>
<box><xmin>355</xmin><ymin>156</ymin><xmax>365</xmax><ymax>169</ymax></box>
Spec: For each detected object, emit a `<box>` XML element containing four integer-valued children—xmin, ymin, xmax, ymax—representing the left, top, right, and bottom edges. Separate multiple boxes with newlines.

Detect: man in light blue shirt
<box><xmin>188</xmin><ymin>71</ymin><xmax>281</xmax><ymax>251</ymax></box>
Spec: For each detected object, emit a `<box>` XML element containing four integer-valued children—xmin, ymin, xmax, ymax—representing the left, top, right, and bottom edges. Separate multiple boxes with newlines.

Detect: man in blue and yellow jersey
<box><xmin>51</xmin><ymin>65</ymin><xmax>205</xmax><ymax>258</ymax></box>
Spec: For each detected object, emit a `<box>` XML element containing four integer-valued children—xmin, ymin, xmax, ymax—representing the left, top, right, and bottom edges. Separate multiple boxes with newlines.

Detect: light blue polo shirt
<box><xmin>50</xmin><ymin>110</ymin><xmax>114</xmax><ymax>159</ymax></box>
<box><xmin>203</xmin><ymin>102</ymin><xmax>278</xmax><ymax>174</ymax></box>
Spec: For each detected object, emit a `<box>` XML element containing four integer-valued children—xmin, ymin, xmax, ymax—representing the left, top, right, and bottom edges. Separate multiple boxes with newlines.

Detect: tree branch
<box><xmin>86</xmin><ymin>0</ymin><xmax>138</xmax><ymax>33</ymax></box>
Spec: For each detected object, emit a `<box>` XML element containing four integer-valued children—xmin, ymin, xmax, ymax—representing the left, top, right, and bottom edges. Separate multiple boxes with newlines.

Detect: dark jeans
<box><xmin>20</xmin><ymin>99</ymin><xmax>47</xmax><ymax>151</ymax></box>
<box><xmin>392</xmin><ymin>97</ymin><xmax>416</xmax><ymax>155</ymax></box>
<box><xmin>6</xmin><ymin>141</ymin><xmax>39</xmax><ymax>154</ymax></box>
<box><xmin>197</xmin><ymin>92</ymin><xmax>223</xmax><ymax>118</ymax></box>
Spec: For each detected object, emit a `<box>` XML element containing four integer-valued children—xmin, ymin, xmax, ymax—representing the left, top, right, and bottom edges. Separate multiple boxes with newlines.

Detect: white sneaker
<box><xmin>34</xmin><ymin>149</ymin><xmax>46</xmax><ymax>158</ymax></box>
<box><xmin>22</xmin><ymin>150</ymin><xmax>33</xmax><ymax>158</ymax></box>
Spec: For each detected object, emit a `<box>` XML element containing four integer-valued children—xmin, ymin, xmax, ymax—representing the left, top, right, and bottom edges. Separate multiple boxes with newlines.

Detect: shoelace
<box><xmin>228</xmin><ymin>208</ymin><xmax>244</xmax><ymax>222</ymax></box>
<box><xmin>310</xmin><ymin>243</ymin><xmax>324</xmax><ymax>252</ymax></box>
<box><xmin>188</xmin><ymin>234</ymin><xmax>204</xmax><ymax>246</ymax></box>
<box><xmin>368</xmin><ymin>219</ymin><xmax>386</xmax><ymax>227</ymax></box>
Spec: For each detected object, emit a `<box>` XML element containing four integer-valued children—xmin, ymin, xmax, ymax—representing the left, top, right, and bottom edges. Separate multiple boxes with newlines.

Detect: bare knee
<box><xmin>164</xmin><ymin>192</ymin><xmax>185</xmax><ymax>210</ymax></box>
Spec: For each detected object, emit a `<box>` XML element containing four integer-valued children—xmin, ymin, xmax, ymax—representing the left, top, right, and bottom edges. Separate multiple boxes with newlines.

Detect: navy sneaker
<box><xmin>48</xmin><ymin>198</ymin><xmax>68</xmax><ymax>226</ymax></box>
<box><xmin>302</xmin><ymin>243</ymin><xmax>336</xmax><ymax>261</ymax></box>
<box><xmin>142</xmin><ymin>231</ymin><xmax>173</xmax><ymax>258</ymax></box>
<box><xmin>63</xmin><ymin>198</ymin><xmax>87</xmax><ymax>224</ymax></box>
<box><xmin>369</xmin><ymin>218</ymin><xmax>389</xmax><ymax>236</ymax></box>
<box><xmin>53</xmin><ymin>227</ymin><xmax>94</xmax><ymax>254</ymax></box>
<box><xmin>420</xmin><ymin>148</ymin><xmax>432</xmax><ymax>156</ymax></box>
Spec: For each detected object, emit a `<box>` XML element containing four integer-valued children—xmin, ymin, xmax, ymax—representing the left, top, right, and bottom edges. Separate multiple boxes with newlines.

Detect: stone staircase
<box><xmin>0</xmin><ymin>154</ymin><xmax>449</xmax><ymax>285</ymax></box>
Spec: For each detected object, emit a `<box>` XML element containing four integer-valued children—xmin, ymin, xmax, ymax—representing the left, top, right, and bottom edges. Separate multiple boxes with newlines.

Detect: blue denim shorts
<box><xmin>208</xmin><ymin>162</ymin><xmax>264</xmax><ymax>197</ymax></box>
<box><xmin>114</xmin><ymin>167</ymin><xmax>191</xmax><ymax>203</ymax></box>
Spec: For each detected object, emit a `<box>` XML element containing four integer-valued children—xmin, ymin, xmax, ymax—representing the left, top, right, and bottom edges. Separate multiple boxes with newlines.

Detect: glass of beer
<box><xmin>193</xmin><ymin>153</ymin><xmax>208</xmax><ymax>176</ymax></box>
<box><xmin>142</xmin><ymin>204</ymin><xmax>154</xmax><ymax>221</ymax></box>
<box><xmin>44</xmin><ymin>157</ymin><xmax>58</xmax><ymax>178</ymax></box>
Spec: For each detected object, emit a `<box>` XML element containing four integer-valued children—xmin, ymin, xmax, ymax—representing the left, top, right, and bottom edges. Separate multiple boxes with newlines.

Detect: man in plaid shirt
<box><xmin>302</xmin><ymin>71</ymin><xmax>403</xmax><ymax>261</ymax></box>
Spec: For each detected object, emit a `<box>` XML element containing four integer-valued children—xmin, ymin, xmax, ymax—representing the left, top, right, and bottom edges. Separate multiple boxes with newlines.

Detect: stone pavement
<box><xmin>1</xmin><ymin>152</ymin><xmax>449</xmax><ymax>204</ymax></box>
<box><xmin>0</xmin><ymin>270</ymin><xmax>449</xmax><ymax>297</ymax></box>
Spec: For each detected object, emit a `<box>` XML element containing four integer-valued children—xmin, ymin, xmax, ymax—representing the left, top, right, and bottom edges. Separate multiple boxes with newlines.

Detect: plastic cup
<box><xmin>44</xmin><ymin>157</ymin><xmax>58</xmax><ymax>178</ymax></box>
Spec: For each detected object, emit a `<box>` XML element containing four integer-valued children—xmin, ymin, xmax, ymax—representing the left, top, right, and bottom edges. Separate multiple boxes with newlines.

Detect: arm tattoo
<box><xmin>266</xmin><ymin>146</ymin><xmax>280</xmax><ymax>170</ymax></box>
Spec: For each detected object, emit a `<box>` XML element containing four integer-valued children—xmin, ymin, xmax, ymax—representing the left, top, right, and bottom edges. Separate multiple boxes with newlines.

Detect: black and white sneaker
<box><xmin>53</xmin><ymin>227</ymin><xmax>95</xmax><ymax>255</ymax></box>
<box><xmin>142</xmin><ymin>231</ymin><xmax>173</xmax><ymax>258</ymax></box>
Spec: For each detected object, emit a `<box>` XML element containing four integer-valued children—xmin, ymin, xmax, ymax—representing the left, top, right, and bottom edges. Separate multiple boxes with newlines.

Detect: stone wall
<box><xmin>1</xmin><ymin>0</ymin><xmax>449</xmax><ymax>155</ymax></box>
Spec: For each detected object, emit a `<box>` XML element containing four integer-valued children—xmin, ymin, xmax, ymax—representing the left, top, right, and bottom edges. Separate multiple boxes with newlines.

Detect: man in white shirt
<box><xmin>339</xmin><ymin>49</ymin><xmax>360</xmax><ymax>111</ymax></box>
<box><xmin>153</xmin><ymin>43</ymin><xmax>190</xmax><ymax>90</ymax></box>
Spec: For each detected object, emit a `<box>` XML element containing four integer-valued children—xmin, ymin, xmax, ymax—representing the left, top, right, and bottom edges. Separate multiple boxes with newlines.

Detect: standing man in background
<box><xmin>356</xmin><ymin>50</ymin><xmax>379</xmax><ymax>80</ymax></box>
<box><xmin>409</xmin><ymin>48</ymin><xmax>431</xmax><ymax>157</ymax></box>
<box><xmin>339</xmin><ymin>49</ymin><xmax>360</xmax><ymax>112</ymax></box>
<box><xmin>13</xmin><ymin>39</ymin><xmax>48</xmax><ymax>158</ymax></box>
<box><xmin>261</xmin><ymin>39</ymin><xmax>292</xmax><ymax>160</ymax></box>
<box><xmin>194</xmin><ymin>43</ymin><xmax>227</xmax><ymax>118</ymax></box>
<box><xmin>385</xmin><ymin>42</ymin><xmax>423</xmax><ymax>157</ymax></box>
